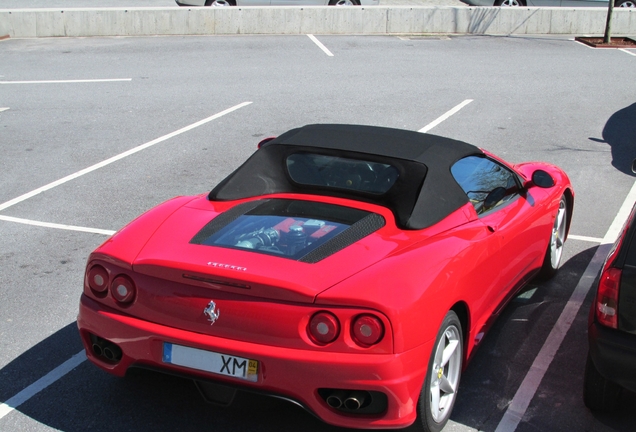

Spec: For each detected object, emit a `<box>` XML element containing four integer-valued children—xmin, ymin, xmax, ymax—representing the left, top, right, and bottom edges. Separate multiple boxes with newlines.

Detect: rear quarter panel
<box><xmin>316</xmin><ymin>212</ymin><xmax>500</xmax><ymax>355</ymax></box>
<box><xmin>93</xmin><ymin>195</ymin><xmax>200</xmax><ymax>266</ymax></box>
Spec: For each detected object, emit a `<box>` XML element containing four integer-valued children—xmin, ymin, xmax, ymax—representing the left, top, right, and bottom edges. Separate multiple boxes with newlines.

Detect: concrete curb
<box><xmin>0</xmin><ymin>7</ymin><xmax>634</xmax><ymax>38</ymax></box>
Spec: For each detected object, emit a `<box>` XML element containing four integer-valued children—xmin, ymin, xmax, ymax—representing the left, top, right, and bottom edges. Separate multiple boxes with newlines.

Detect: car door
<box><xmin>237</xmin><ymin>0</ymin><xmax>270</xmax><ymax>5</ymax></box>
<box><xmin>525</xmin><ymin>0</ymin><xmax>561</xmax><ymax>5</ymax></box>
<box><xmin>271</xmin><ymin>0</ymin><xmax>326</xmax><ymax>4</ymax></box>
<box><xmin>451</xmin><ymin>156</ymin><xmax>545</xmax><ymax>310</ymax></box>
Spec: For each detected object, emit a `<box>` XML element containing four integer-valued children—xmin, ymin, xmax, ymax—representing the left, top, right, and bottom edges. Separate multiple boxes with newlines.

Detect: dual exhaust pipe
<box><xmin>90</xmin><ymin>334</ymin><xmax>122</xmax><ymax>363</ymax></box>
<box><xmin>325</xmin><ymin>390</ymin><xmax>369</xmax><ymax>411</ymax></box>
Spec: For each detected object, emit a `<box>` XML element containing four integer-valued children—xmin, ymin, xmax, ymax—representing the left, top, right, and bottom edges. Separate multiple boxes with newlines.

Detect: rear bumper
<box><xmin>78</xmin><ymin>294</ymin><xmax>431</xmax><ymax>429</ymax></box>
<box><xmin>588</xmin><ymin>321</ymin><xmax>636</xmax><ymax>393</ymax></box>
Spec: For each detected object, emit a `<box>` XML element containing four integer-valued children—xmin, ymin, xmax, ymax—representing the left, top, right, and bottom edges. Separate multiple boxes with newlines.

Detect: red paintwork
<box><xmin>77</xmin><ymin>157</ymin><xmax>573</xmax><ymax>430</ymax></box>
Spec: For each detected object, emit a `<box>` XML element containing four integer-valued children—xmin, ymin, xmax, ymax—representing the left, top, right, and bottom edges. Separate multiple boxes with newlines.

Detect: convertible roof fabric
<box><xmin>209</xmin><ymin>124</ymin><xmax>483</xmax><ymax>229</ymax></box>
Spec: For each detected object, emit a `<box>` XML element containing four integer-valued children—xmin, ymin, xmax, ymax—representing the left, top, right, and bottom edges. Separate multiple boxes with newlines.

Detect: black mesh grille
<box><xmin>299</xmin><ymin>213</ymin><xmax>385</xmax><ymax>263</ymax></box>
<box><xmin>190</xmin><ymin>200</ymin><xmax>267</xmax><ymax>245</ymax></box>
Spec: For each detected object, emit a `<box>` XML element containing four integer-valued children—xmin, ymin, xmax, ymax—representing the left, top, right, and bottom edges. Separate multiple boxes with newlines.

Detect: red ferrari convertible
<box><xmin>78</xmin><ymin>124</ymin><xmax>573</xmax><ymax>431</ymax></box>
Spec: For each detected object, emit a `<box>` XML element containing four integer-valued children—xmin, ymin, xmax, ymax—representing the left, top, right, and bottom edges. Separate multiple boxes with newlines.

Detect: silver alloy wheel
<box><xmin>500</xmin><ymin>0</ymin><xmax>523</xmax><ymax>5</ymax></box>
<box><xmin>429</xmin><ymin>324</ymin><xmax>462</xmax><ymax>423</ymax></box>
<box><xmin>550</xmin><ymin>198</ymin><xmax>567</xmax><ymax>269</ymax></box>
<box><xmin>211</xmin><ymin>0</ymin><xmax>231</xmax><ymax>5</ymax></box>
<box><xmin>334</xmin><ymin>0</ymin><xmax>356</xmax><ymax>4</ymax></box>
<box><xmin>618</xmin><ymin>0</ymin><xmax>636</xmax><ymax>6</ymax></box>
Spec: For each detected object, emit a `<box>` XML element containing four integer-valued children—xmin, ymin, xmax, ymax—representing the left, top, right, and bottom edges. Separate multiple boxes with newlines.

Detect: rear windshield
<box><xmin>192</xmin><ymin>200</ymin><xmax>375</xmax><ymax>260</ymax></box>
<box><xmin>286</xmin><ymin>153</ymin><xmax>399</xmax><ymax>195</ymax></box>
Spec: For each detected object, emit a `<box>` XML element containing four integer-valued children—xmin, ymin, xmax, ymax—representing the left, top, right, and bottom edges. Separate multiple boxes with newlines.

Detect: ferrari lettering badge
<box><xmin>207</xmin><ymin>261</ymin><xmax>247</xmax><ymax>272</ymax></box>
<box><xmin>204</xmin><ymin>301</ymin><xmax>220</xmax><ymax>325</ymax></box>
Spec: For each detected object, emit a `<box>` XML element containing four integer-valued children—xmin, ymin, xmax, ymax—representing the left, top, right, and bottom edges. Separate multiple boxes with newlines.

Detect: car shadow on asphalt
<box><xmin>601</xmin><ymin>102</ymin><xmax>636</xmax><ymax>176</ymax></box>
<box><xmin>450</xmin><ymin>245</ymin><xmax>636</xmax><ymax>432</ymax></box>
<box><xmin>0</xmin><ymin>322</ymin><xmax>84</xmax><ymax>403</ymax></box>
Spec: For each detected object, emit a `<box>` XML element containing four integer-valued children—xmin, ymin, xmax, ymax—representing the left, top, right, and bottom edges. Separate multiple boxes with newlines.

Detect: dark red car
<box><xmin>585</xmin><ymin>173</ymin><xmax>636</xmax><ymax>411</ymax></box>
<box><xmin>78</xmin><ymin>124</ymin><xmax>573</xmax><ymax>431</ymax></box>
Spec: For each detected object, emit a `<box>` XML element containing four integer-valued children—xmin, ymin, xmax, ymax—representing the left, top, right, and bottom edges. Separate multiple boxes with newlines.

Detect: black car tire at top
<box><xmin>583</xmin><ymin>352</ymin><xmax>622</xmax><ymax>411</ymax></box>
<box><xmin>328</xmin><ymin>0</ymin><xmax>361</xmax><ymax>4</ymax></box>
<box><xmin>415</xmin><ymin>311</ymin><xmax>463</xmax><ymax>432</ymax></box>
<box><xmin>494</xmin><ymin>0</ymin><xmax>526</xmax><ymax>5</ymax></box>
<box><xmin>205</xmin><ymin>0</ymin><xmax>237</xmax><ymax>5</ymax></box>
<box><xmin>616</xmin><ymin>0</ymin><xmax>636</xmax><ymax>6</ymax></box>
<box><xmin>537</xmin><ymin>195</ymin><xmax>567</xmax><ymax>280</ymax></box>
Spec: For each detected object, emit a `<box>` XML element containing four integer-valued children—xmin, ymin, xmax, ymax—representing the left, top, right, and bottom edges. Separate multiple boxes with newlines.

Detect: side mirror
<box><xmin>531</xmin><ymin>170</ymin><xmax>555</xmax><ymax>188</ymax></box>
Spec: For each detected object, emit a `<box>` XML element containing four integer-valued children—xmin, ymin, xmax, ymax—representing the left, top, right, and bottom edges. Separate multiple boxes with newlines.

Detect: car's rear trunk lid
<box><xmin>132</xmin><ymin>198</ymin><xmax>399</xmax><ymax>304</ymax></box>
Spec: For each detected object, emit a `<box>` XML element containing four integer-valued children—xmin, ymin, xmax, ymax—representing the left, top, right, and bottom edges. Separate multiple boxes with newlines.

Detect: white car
<box><xmin>177</xmin><ymin>0</ymin><xmax>379</xmax><ymax>5</ymax></box>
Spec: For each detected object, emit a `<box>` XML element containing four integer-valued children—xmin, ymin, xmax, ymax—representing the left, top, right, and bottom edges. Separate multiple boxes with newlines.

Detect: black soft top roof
<box><xmin>209</xmin><ymin>124</ymin><xmax>483</xmax><ymax>229</ymax></box>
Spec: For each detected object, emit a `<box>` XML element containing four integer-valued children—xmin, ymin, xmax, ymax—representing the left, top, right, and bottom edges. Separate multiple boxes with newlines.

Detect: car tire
<box><xmin>205</xmin><ymin>0</ymin><xmax>236</xmax><ymax>5</ymax></box>
<box><xmin>616</xmin><ymin>0</ymin><xmax>636</xmax><ymax>6</ymax></box>
<box><xmin>329</xmin><ymin>0</ymin><xmax>361</xmax><ymax>4</ymax></box>
<box><xmin>583</xmin><ymin>352</ymin><xmax>622</xmax><ymax>411</ymax></box>
<box><xmin>414</xmin><ymin>311</ymin><xmax>463</xmax><ymax>432</ymax></box>
<box><xmin>537</xmin><ymin>195</ymin><xmax>567</xmax><ymax>280</ymax></box>
<box><xmin>494</xmin><ymin>0</ymin><xmax>526</xmax><ymax>5</ymax></box>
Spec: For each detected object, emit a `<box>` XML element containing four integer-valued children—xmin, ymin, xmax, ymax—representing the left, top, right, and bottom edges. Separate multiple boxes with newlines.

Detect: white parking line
<box><xmin>0</xmin><ymin>350</ymin><xmax>86</xmax><ymax>420</ymax></box>
<box><xmin>0</xmin><ymin>79</ymin><xmax>132</xmax><ymax>84</ymax></box>
<box><xmin>574</xmin><ymin>40</ymin><xmax>636</xmax><ymax>56</ymax></box>
<box><xmin>0</xmin><ymin>103</ymin><xmax>252</xmax><ymax>422</ymax></box>
<box><xmin>567</xmin><ymin>234</ymin><xmax>602</xmax><ymax>243</ymax></box>
<box><xmin>419</xmin><ymin>100</ymin><xmax>473</xmax><ymax>133</ymax></box>
<box><xmin>495</xmin><ymin>178</ymin><xmax>636</xmax><ymax>432</ymax></box>
<box><xmin>0</xmin><ymin>107</ymin><xmax>9</xmax><ymax>113</ymax></box>
<box><xmin>574</xmin><ymin>40</ymin><xmax>596</xmax><ymax>50</ymax></box>
<box><xmin>0</xmin><ymin>102</ymin><xmax>252</xmax><ymax>213</ymax></box>
<box><xmin>307</xmin><ymin>34</ymin><xmax>334</xmax><ymax>57</ymax></box>
<box><xmin>0</xmin><ymin>215</ymin><xmax>115</xmax><ymax>236</ymax></box>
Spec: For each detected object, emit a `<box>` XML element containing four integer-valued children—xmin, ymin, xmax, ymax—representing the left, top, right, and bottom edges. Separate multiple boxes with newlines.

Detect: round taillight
<box><xmin>308</xmin><ymin>312</ymin><xmax>340</xmax><ymax>345</ymax></box>
<box><xmin>87</xmin><ymin>265</ymin><xmax>109</xmax><ymax>293</ymax></box>
<box><xmin>351</xmin><ymin>314</ymin><xmax>384</xmax><ymax>347</ymax></box>
<box><xmin>110</xmin><ymin>275</ymin><xmax>136</xmax><ymax>304</ymax></box>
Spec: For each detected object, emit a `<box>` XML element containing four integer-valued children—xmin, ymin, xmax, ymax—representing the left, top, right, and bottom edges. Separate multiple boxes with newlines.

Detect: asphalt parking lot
<box><xmin>1</xmin><ymin>34</ymin><xmax>635</xmax><ymax>432</ymax></box>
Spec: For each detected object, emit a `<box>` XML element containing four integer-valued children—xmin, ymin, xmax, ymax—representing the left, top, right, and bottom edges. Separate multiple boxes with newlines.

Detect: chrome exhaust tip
<box><xmin>103</xmin><ymin>346</ymin><xmax>116</xmax><ymax>361</ymax></box>
<box><xmin>92</xmin><ymin>343</ymin><xmax>103</xmax><ymax>357</ymax></box>
<box><xmin>344</xmin><ymin>391</ymin><xmax>367</xmax><ymax>410</ymax></box>
<box><xmin>326</xmin><ymin>390</ymin><xmax>347</xmax><ymax>408</ymax></box>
